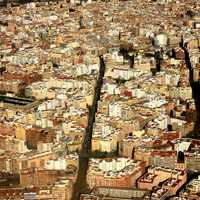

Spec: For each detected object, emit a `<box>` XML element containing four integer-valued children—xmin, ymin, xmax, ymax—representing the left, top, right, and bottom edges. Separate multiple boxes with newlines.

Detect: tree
<box><xmin>186</xmin><ymin>10</ymin><xmax>195</xmax><ymax>18</ymax></box>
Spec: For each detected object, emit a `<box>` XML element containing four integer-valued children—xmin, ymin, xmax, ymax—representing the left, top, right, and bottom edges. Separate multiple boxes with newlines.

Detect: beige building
<box><xmin>138</xmin><ymin>167</ymin><xmax>187</xmax><ymax>191</ymax></box>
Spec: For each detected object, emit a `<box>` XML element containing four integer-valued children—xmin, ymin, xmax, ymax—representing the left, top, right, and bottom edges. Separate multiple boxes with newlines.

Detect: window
<box><xmin>40</xmin><ymin>160</ymin><xmax>45</xmax><ymax>168</ymax></box>
<box><xmin>30</xmin><ymin>162</ymin><xmax>36</xmax><ymax>168</ymax></box>
<box><xmin>22</xmin><ymin>160</ymin><xmax>28</xmax><ymax>169</ymax></box>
